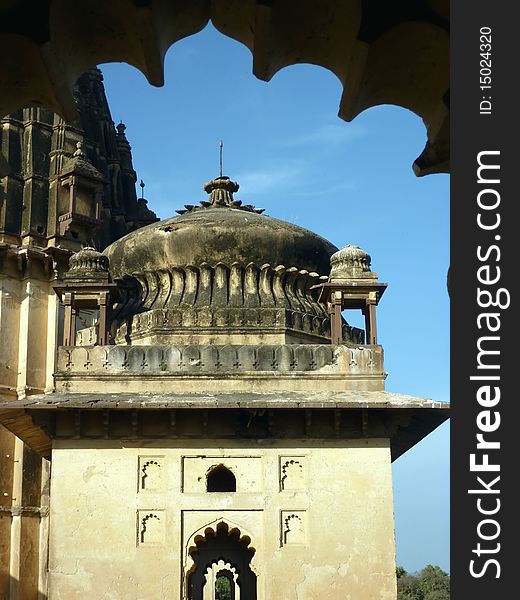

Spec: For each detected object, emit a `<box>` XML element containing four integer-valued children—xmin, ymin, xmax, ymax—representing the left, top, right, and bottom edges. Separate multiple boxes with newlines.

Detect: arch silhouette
<box><xmin>0</xmin><ymin>3</ymin><xmax>449</xmax><ymax>176</ymax></box>
<box><xmin>186</xmin><ymin>522</ymin><xmax>257</xmax><ymax>600</ymax></box>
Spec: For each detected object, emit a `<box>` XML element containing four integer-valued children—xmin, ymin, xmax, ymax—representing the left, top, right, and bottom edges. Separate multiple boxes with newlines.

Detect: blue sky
<box><xmin>100</xmin><ymin>23</ymin><xmax>449</xmax><ymax>574</ymax></box>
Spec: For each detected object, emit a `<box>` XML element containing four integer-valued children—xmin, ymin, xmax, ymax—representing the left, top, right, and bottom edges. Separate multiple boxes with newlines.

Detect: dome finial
<box><xmin>203</xmin><ymin>175</ymin><xmax>239</xmax><ymax>207</ymax></box>
<box><xmin>116</xmin><ymin>121</ymin><xmax>127</xmax><ymax>138</ymax></box>
<box><xmin>175</xmin><ymin>171</ymin><xmax>264</xmax><ymax>215</ymax></box>
<box><xmin>219</xmin><ymin>140</ymin><xmax>223</xmax><ymax>178</ymax></box>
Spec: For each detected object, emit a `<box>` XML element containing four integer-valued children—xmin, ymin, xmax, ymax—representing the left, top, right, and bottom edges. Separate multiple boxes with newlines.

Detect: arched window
<box><xmin>207</xmin><ymin>465</ymin><xmax>236</xmax><ymax>492</ymax></box>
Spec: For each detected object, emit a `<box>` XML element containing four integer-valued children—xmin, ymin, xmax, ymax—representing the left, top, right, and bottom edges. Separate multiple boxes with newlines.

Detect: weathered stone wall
<box><xmin>48</xmin><ymin>438</ymin><xmax>397</xmax><ymax>600</ymax></box>
<box><xmin>0</xmin><ymin>252</ymin><xmax>60</xmax><ymax>400</ymax></box>
<box><xmin>0</xmin><ymin>276</ymin><xmax>21</xmax><ymax>398</ymax></box>
<box><xmin>0</xmin><ymin>425</ymin><xmax>50</xmax><ymax>600</ymax></box>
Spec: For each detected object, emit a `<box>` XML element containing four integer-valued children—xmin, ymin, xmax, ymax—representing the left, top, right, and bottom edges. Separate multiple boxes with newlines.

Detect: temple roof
<box><xmin>100</xmin><ymin>174</ymin><xmax>344</xmax><ymax>344</ymax></box>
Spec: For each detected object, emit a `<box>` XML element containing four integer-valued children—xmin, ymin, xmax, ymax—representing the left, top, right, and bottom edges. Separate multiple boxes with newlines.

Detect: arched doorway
<box><xmin>187</xmin><ymin>522</ymin><xmax>256</xmax><ymax>600</ymax></box>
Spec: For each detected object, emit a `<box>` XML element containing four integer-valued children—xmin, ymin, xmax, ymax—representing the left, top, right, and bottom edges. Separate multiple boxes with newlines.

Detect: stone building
<box><xmin>1</xmin><ymin>136</ymin><xmax>448</xmax><ymax>596</ymax></box>
<box><xmin>0</xmin><ymin>3</ymin><xmax>451</xmax><ymax>597</ymax></box>
<box><xmin>0</xmin><ymin>67</ymin><xmax>157</xmax><ymax>401</ymax></box>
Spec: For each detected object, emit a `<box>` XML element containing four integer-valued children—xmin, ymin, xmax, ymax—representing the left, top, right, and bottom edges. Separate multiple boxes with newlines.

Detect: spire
<box><xmin>0</xmin><ymin>67</ymin><xmax>158</xmax><ymax>250</ymax></box>
<box><xmin>116</xmin><ymin>121</ymin><xmax>127</xmax><ymax>139</ymax></box>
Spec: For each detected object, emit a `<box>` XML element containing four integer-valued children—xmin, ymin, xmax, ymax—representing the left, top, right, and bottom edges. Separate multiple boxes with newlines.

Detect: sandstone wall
<box><xmin>48</xmin><ymin>438</ymin><xmax>397</xmax><ymax>600</ymax></box>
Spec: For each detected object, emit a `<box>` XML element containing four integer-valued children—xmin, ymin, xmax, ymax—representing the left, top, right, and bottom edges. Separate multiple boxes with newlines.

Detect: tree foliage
<box><xmin>397</xmin><ymin>565</ymin><xmax>450</xmax><ymax>600</ymax></box>
<box><xmin>215</xmin><ymin>575</ymin><xmax>232</xmax><ymax>600</ymax></box>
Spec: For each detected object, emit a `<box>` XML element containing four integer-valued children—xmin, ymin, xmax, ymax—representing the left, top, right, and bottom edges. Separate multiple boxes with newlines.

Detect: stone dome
<box><xmin>103</xmin><ymin>176</ymin><xmax>347</xmax><ymax>346</ymax></box>
<box><xmin>329</xmin><ymin>244</ymin><xmax>373</xmax><ymax>280</ymax></box>
<box><xmin>64</xmin><ymin>246</ymin><xmax>111</xmax><ymax>284</ymax></box>
<box><xmin>104</xmin><ymin>176</ymin><xmax>337</xmax><ymax>279</ymax></box>
<box><xmin>68</xmin><ymin>246</ymin><xmax>109</xmax><ymax>274</ymax></box>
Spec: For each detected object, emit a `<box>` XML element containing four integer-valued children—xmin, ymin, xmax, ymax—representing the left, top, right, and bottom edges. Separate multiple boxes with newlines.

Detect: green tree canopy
<box><xmin>215</xmin><ymin>574</ymin><xmax>232</xmax><ymax>600</ymax></box>
<box><xmin>397</xmin><ymin>565</ymin><xmax>450</xmax><ymax>600</ymax></box>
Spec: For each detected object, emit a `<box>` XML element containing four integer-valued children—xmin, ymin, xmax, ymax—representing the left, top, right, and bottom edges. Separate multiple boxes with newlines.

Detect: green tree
<box><xmin>215</xmin><ymin>575</ymin><xmax>232</xmax><ymax>600</ymax></box>
<box><xmin>397</xmin><ymin>565</ymin><xmax>450</xmax><ymax>600</ymax></box>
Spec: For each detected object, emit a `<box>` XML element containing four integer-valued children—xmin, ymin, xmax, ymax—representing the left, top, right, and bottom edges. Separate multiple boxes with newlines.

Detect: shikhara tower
<box><xmin>0</xmin><ymin>68</ymin><xmax>157</xmax><ymax>597</ymax></box>
<box><xmin>1</xmin><ymin>151</ymin><xmax>447</xmax><ymax>596</ymax></box>
<box><xmin>0</xmin><ymin>67</ymin><xmax>157</xmax><ymax>402</ymax></box>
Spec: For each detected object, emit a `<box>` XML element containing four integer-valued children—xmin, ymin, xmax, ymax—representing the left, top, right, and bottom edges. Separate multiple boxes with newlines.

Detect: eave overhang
<box><xmin>0</xmin><ymin>391</ymin><xmax>449</xmax><ymax>462</ymax></box>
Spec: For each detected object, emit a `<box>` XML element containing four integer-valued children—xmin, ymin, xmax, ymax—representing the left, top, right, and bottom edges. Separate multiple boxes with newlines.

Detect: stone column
<box><xmin>8</xmin><ymin>436</ymin><xmax>23</xmax><ymax>599</ymax></box>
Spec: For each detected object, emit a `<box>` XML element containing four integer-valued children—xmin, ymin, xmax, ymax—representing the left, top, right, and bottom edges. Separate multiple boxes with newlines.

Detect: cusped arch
<box><xmin>340</xmin><ymin>21</ymin><xmax>449</xmax><ymax>122</ymax></box>
<box><xmin>184</xmin><ymin>518</ymin><xmax>259</xmax><ymax>575</ymax></box>
<box><xmin>208</xmin><ymin>563</ymin><xmax>239</xmax><ymax>600</ymax></box>
<box><xmin>184</xmin><ymin>519</ymin><xmax>258</xmax><ymax>600</ymax></box>
<box><xmin>211</xmin><ymin>0</ymin><xmax>363</xmax><ymax>85</ymax></box>
<box><xmin>1</xmin><ymin>1</ymin><xmax>449</xmax><ymax>175</ymax></box>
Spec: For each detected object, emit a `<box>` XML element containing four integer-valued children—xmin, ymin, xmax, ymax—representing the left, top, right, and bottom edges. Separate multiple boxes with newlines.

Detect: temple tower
<box><xmin>0</xmin><ymin>67</ymin><xmax>157</xmax><ymax>401</ymax></box>
<box><xmin>0</xmin><ymin>68</ymin><xmax>157</xmax><ymax>599</ymax></box>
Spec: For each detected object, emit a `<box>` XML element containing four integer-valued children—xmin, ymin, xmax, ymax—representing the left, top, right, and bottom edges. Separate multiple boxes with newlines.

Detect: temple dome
<box><xmin>104</xmin><ymin>176</ymin><xmax>337</xmax><ymax>279</ymax></box>
<box><xmin>103</xmin><ymin>175</ymin><xmax>346</xmax><ymax>345</ymax></box>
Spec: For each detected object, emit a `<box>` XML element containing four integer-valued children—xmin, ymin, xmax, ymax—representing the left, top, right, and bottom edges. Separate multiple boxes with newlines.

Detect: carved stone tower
<box><xmin>0</xmin><ymin>68</ymin><xmax>157</xmax><ymax>599</ymax></box>
<box><xmin>1</xmin><ymin>174</ymin><xmax>447</xmax><ymax>599</ymax></box>
<box><xmin>0</xmin><ymin>68</ymin><xmax>157</xmax><ymax>253</ymax></box>
<box><xmin>0</xmin><ymin>67</ymin><xmax>158</xmax><ymax>400</ymax></box>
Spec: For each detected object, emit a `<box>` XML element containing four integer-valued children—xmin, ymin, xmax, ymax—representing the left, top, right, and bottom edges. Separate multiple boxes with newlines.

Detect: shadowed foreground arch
<box><xmin>188</xmin><ymin>522</ymin><xmax>257</xmax><ymax>600</ymax></box>
<box><xmin>0</xmin><ymin>0</ymin><xmax>449</xmax><ymax>177</ymax></box>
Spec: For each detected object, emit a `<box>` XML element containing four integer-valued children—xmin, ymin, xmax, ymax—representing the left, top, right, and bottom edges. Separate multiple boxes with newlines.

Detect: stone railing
<box><xmin>54</xmin><ymin>344</ymin><xmax>385</xmax><ymax>393</ymax></box>
<box><xmin>57</xmin><ymin>344</ymin><xmax>382</xmax><ymax>374</ymax></box>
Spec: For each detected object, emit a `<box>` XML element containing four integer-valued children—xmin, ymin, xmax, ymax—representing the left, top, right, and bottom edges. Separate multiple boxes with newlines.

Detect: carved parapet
<box><xmin>54</xmin><ymin>344</ymin><xmax>386</xmax><ymax>393</ymax></box>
